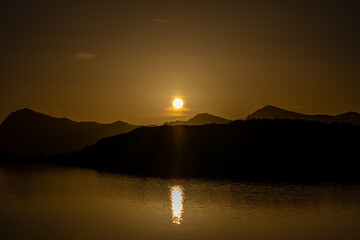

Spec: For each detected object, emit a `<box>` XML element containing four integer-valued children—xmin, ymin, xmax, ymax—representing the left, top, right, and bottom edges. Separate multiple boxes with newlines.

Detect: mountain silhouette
<box><xmin>246</xmin><ymin>105</ymin><xmax>360</xmax><ymax>125</ymax></box>
<box><xmin>52</xmin><ymin>119</ymin><xmax>360</xmax><ymax>181</ymax></box>
<box><xmin>163</xmin><ymin>113</ymin><xmax>231</xmax><ymax>126</ymax></box>
<box><xmin>0</xmin><ymin>108</ymin><xmax>138</xmax><ymax>157</ymax></box>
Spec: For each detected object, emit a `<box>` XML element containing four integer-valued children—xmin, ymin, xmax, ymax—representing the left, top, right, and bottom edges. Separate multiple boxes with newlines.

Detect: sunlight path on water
<box><xmin>170</xmin><ymin>185</ymin><xmax>184</xmax><ymax>224</ymax></box>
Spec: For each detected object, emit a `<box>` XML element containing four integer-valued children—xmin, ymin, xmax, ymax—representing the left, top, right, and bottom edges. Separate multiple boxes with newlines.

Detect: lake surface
<box><xmin>1</xmin><ymin>164</ymin><xmax>360</xmax><ymax>240</ymax></box>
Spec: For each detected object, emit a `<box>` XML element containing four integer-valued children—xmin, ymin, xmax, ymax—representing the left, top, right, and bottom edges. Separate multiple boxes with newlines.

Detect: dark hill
<box><xmin>163</xmin><ymin>113</ymin><xmax>231</xmax><ymax>126</ymax></box>
<box><xmin>55</xmin><ymin>119</ymin><xmax>360</xmax><ymax>181</ymax></box>
<box><xmin>0</xmin><ymin>108</ymin><xmax>138</xmax><ymax>157</ymax></box>
<box><xmin>246</xmin><ymin>105</ymin><xmax>360</xmax><ymax>125</ymax></box>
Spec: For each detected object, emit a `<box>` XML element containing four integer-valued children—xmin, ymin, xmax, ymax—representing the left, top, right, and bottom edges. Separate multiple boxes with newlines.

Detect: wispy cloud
<box><xmin>73</xmin><ymin>52</ymin><xmax>97</xmax><ymax>60</ymax></box>
<box><xmin>152</xmin><ymin>18</ymin><xmax>176</xmax><ymax>24</ymax></box>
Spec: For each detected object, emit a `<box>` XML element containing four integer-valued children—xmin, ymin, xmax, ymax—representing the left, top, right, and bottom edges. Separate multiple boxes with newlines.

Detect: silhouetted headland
<box><xmin>48</xmin><ymin>119</ymin><xmax>360</xmax><ymax>182</ymax></box>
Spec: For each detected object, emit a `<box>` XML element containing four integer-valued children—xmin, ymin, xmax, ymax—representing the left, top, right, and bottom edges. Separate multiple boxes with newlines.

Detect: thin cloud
<box><xmin>74</xmin><ymin>52</ymin><xmax>97</xmax><ymax>60</ymax></box>
<box><xmin>152</xmin><ymin>18</ymin><xmax>176</xmax><ymax>24</ymax></box>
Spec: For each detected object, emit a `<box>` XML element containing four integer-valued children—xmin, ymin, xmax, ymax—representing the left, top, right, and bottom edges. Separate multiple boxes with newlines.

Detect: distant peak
<box><xmin>245</xmin><ymin>105</ymin><xmax>304</xmax><ymax>121</ymax></box>
<box><xmin>336</xmin><ymin>111</ymin><xmax>360</xmax><ymax>117</ymax></box>
<box><xmin>15</xmin><ymin>108</ymin><xmax>36</xmax><ymax>113</ymax></box>
<box><xmin>256</xmin><ymin>105</ymin><xmax>295</xmax><ymax>114</ymax></box>
<box><xmin>263</xmin><ymin>105</ymin><xmax>275</xmax><ymax>108</ymax></box>
<box><xmin>343</xmin><ymin>111</ymin><xmax>359</xmax><ymax>115</ymax></box>
<box><xmin>113</xmin><ymin>120</ymin><xmax>126</xmax><ymax>124</ymax></box>
<box><xmin>0</xmin><ymin>108</ymin><xmax>50</xmax><ymax>126</ymax></box>
<box><xmin>261</xmin><ymin>105</ymin><xmax>282</xmax><ymax>110</ymax></box>
<box><xmin>190</xmin><ymin>113</ymin><xmax>227</xmax><ymax>120</ymax></box>
<box><xmin>112</xmin><ymin>120</ymin><xmax>135</xmax><ymax>126</ymax></box>
<box><xmin>192</xmin><ymin>113</ymin><xmax>213</xmax><ymax>118</ymax></box>
<box><xmin>163</xmin><ymin>113</ymin><xmax>230</xmax><ymax>126</ymax></box>
<box><xmin>9</xmin><ymin>108</ymin><xmax>47</xmax><ymax>117</ymax></box>
<box><xmin>189</xmin><ymin>113</ymin><xmax>231</xmax><ymax>124</ymax></box>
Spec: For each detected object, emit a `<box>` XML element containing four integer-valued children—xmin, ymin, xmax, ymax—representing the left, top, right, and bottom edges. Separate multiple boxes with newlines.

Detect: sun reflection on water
<box><xmin>170</xmin><ymin>185</ymin><xmax>184</xmax><ymax>224</ymax></box>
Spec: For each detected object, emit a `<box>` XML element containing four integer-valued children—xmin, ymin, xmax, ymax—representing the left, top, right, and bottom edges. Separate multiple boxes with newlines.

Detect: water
<box><xmin>1</xmin><ymin>164</ymin><xmax>360</xmax><ymax>240</ymax></box>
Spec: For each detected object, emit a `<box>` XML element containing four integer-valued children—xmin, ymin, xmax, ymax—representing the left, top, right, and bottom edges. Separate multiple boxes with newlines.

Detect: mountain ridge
<box><xmin>0</xmin><ymin>108</ymin><xmax>138</xmax><ymax>157</ymax></box>
<box><xmin>246</xmin><ymin>105</ymin><xmax>360</xmax><ymax>125</ymax></box>
<box><xmin>0</xmin><ymin>109</ymin><xmax>232</xmax><ymax>157</ymax></box>
<box><xmin>163</xmin><ymin>113</ymin><xmax>231</xmax><ymax>126</ymax></box>
<box><xmin>1</xmin><ymin>108</ymin><xmax>130</xmax><ymax>126</ymax></box>
<box><xmin>2</xmin><ymin>106</ymin><xmax>360</xmax><ymax>158</ymax></box>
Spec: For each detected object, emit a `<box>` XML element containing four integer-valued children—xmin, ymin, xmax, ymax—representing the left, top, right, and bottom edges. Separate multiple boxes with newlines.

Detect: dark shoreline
<box><xmin>1</xmin><ymin>161</ymin><xmax>360</xmax><ymax>187</ymax></box>
<box><xmin>1</xmin><ymin>119</ymin><xmax>360</xmax><ymax>183</ymax></box>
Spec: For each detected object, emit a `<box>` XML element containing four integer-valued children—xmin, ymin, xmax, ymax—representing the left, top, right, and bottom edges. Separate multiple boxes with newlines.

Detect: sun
<box><xmin>173</xmin><ymin>98</ymin><xmax>183</xmax><ymax>110</ymax></box>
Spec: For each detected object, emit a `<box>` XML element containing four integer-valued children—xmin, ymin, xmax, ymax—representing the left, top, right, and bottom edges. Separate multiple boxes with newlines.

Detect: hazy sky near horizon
<box><xmin>1</xmin><ymin>0</ymin><xmax>359</xmax><ymax>124</ymax></box>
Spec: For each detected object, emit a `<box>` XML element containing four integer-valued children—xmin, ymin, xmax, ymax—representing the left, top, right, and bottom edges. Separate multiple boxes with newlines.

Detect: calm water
<box><xmin>1</xmin><ymin>164</ymin><xmax>360</xmax><ymax>240</ymax></box>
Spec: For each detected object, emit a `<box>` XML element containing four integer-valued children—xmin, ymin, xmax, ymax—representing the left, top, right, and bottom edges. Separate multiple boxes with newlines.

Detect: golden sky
<box><xmin>1</xmin><ymin>0</ymin><xmax>359</xmax><ymax>124</ymax></box>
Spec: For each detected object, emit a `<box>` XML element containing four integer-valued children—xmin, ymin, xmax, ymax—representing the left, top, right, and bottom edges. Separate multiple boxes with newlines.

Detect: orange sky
<box><xmin>1</xmin><ymin>1</ymin><xmax>359</xmax><ymax>125</ymax></box>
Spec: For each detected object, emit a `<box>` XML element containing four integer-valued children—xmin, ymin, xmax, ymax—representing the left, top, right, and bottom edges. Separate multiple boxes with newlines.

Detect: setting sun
<box><xmin>173</xmin><ymin>98</ymin><xmax>183</xmax><ymax>110</ymax></box>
